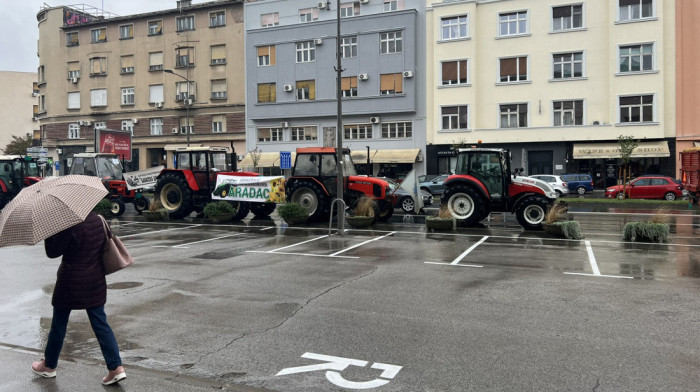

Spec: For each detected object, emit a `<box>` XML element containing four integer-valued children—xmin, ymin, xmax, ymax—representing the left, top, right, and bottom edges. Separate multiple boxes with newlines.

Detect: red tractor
<box><xmin>441</xmin><ymin>148</ymin><xmax>558</xmax><ymax>230</ymax></box>
<box><xmin>69</xmin><ymin>153</ymin><xmax>149</xmax><ymax>215</ymax></box>
<box><xmin>154</xmin><ymin>146</ymin><xmax>277</xmax><ymax>219</ymax></box>
<box><xmin>286</xmin><ymin>147</ymin><xmax>396</xmax><ymax>222</ymax></box>
<box><xmin>0</xmin><ymin>155</ymin><xmax>43</xmax><ymax>210</ymax></box>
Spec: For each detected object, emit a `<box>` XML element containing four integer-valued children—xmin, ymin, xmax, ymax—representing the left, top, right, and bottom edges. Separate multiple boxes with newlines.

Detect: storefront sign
<box><xmin>573</xmin><ymin>141</ymin><xmax>670</xmax><ymax>159</ymax></box>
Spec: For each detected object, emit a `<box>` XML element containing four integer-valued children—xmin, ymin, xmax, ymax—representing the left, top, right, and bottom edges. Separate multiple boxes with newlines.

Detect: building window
<box><xmin>91</xmin><ymin>28</ymin><xmax>106</xmax><ymax>43</ymax></box>
<box><xmin>212</xmin><ymin>115</ymin><xmax>226</xmax><ymax>133</ymax></box>
<box><xmin>341</xmin><ymin>76</ymin><xmax>358</xmax><ymax>97</ymax></box>
<box><xmin>257</xmin><ymin>83</ymin><xmax>276</xmax><ymax>103</ymax></box>
<box><xmin>296</xmin><ymin>80</ymin><xmax>315</xmax><ymax>101</ymax></box>
<box><xmin>261</xmin><ymin>12</ymin><xmax>279</xmax><ymax>27</ymax></box>
<box><xmin>500</xmin><ymin>104</ymin><xmax>528</xmax><ymax>128</ymax></box>
<box><xmin>211</xmin><ymin>44</ymin><xmax>226</xmax><ymax>65</ymax></box>
<box><xmin>68</xmin><ymin>123</ymin><xmax>80</xmax><ymax>139</ymax></box>
<box><xmin>380</xmin><ymin>31</ymin><xmax>402</xmax><ymax>54</ymax></box>
<box><xmin>211</xmin><ymin>79</ymin><xmax>227</xmax><ymax>100</ymax></box>
<box><xmin>499</xmin><ymin>11</ymin><xmax>528</xmax><ymax>37</ymax></box>
<box><xmin>553</xmin><ymin>52</ymin><xmax>583</xmax><ymax>79</ymax></box>
<box><xmin>94</xmin><ymin>122</ymin><xmax>107</xmax><ymax>130</ymax></box>
<box><xmin>619</xmin><ymin>44</ymin><xmax>653</xmax><ymax>72</ymax></box>
<box><xmin>66</xmin><ymin>31</ymin><xmax>79</xmax><ymax>46</ymax></box>
<box><xmin>119</xmin><ymin>24</ymin><xmax>133</xmax><ymax>39</ymax></box>
<box><xmin>380</xmin><ymin>73</ymin><xmax>403</xmax><ymax>95</ymax></box>
<box><xmin>210</xmin><ymin>10</ymin><xmax>226</xmax><ymax>27</ymax></box>
<box><xmin>257</xmin><ymin>45</ymin><xmax>276</xmax><ymax>66</ymax></box>
<box><xmin>619</xmin><ymin>0</ymin><xmax>653</xmax><ymax>21</ymax></box>
<box><xmin>552</xmin><ymin>4</ymin><xmax>583</xmax><ymax>31</ymax></box>
<box><xmin>442</xmin><ymin>106</ymin><xmax>468</xmax><ymax>130</ymax></box>
<box><xmin>257</xmin><ymin>128</ymin><xmax>283</xmax><ymax>142</ymax></box>
<box><xmin>67</xmin><ymin>62</ymin><xmax>80</xmax><ymax>80</ymax></box>
<box><xmin>340</xmin><ymin>2</ymin><xmax>360</xmax><ymax>18</ymax></box>
<box><xmin>499</xmin><ymin>57</ymin><xmax>527</xmax><ymax>82</ymax></box>
<box><xmin>341</xmin><ymin>36</ymin><xmax>357</xmax><ymax>58</ymax></box>
<box><xmin>299</xmin><ymin>8</ymin><xmax>319</xmax><ymax>23</ymax></box>
<box><xmin>291</xmin><ymin>126</ymin><xmax>318</xmax><ymax>141</ymax></box>
<box><xmin>148</xmin><ymin>20</ymin><xmax>163</xmax><ymax>35</ymax></box>
<box><xmin>179</xmin><ymin>117</ymin><xmax>194</xmax><ymax>134</ymax></box>
<box><xmin>619</xmin><ymin>95</ymin><xmax>653</xmax><ymax>123</ymax></box>
<box><xmin>441</xmin><ymin>60</ymin><xmax>468</xmax><ymax>85</ymax></box>
<box><xmin>150</xmin><ymin>118</ymin><xmax>163</xmax><ymax>135</ymax></box>
<box><xmin>38</xmin><ymin>95</ymin><xmax>46</xmax><ymax>113</ymax></box>
<box><xmin>67</xmin><ymin>92</ymin><xmax>80</xmax><ymax>109</ymax></box>
<box><xmin>121</xmin><ymin>87</ymin><xmax>135</xmax><ymax>106</ymax></box>
<box><xmin>89</xmin><ymin>57</ymin><xmax>107</xmax><ymax>76</ymax></box>
<box><xmin>149</xmin><ymin>52</ymin><xmax>164</xmax><ymax>71</ymax></box>
<box><xmin>296</xmin><ymin>41</ymin><xmax>316</xmax><ymax>63</ymax></box>
<box><xmin>344</xmin><ymin>124</ymin><xmax>372</xmax><ymax>139</ymax></box>
<box><xmin>38</xmin><ymin>66</ymin><xmax>45</xmax><ymax>84</ymax></box>
<box><xmin>553</xmin><ymin>100</ymin><xmax>583</xmax><ymax>126</ymax></box>
<box><xmin>149</xmin><ymin>84</ymin><xmax>164</xmax><ymax>103</ymax></box>
<box><xmin>382</xmin><ymin>122</ymin><xmax>412</xmax><ymax>138</ymax></box>
<box><xmin>121</xmin><ymin>120</ymin><xmax>134</xmax><ymax>135</ymax></box>
<box><xmin>176</xmin><ymin>47</ymin><xmax>195</xmax><ymax>68</ymax></box>
<box><xmin>384</xmin><ymin>0</ymin><xmax>404</xmax><ymax>12</ymax></box>
<box><xmin>90</xmin><ymin>89</ymin><xmax>107</xmax><ymax>108</ymax></box>
<box><xmin>441</xmin><ymin>15</ymin><xmax>468</xmax><ymax>40</ymax></box>
<box><xmin>176</xmin><ymin>15</ymin><xmax>195</xmax><ymax>32</ymax></box>
<box><xmin>120</xmin><ymin>55</ymin><xmax>135</xmax><ymax>74</ymax></box>
<box><xmin>176</xmin><ymin>81</ymin><xmax>195</xmax><ymax>101</ymax></box>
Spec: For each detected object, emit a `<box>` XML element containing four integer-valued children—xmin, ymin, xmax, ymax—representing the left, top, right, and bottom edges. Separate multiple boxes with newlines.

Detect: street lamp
<box><xmin>163</xmin><ymin>69</ymin><xmax>192</xmax><ymax>146</ymax></box>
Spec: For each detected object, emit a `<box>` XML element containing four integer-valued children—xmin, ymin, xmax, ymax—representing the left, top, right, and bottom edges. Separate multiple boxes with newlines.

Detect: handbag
<box><xmin>99</xmin><ymin>215</ymin><xmax>134</xmax><ymax>275</ymax></box>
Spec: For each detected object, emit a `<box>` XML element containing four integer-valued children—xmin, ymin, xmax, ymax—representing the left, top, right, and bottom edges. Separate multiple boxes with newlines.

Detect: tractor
<box><xmin>441</xmin><ymin>148</ymin><xmax>558</xmax><ymax>230</ymax></box>
<box><xmin>0</xmin><ymin>155</ymin><xmax>43</xmax><ymax>210</ymax></box>
<box><xmin>153</xmin><ymin>146</ymin><xmax>277</xmax><ymax>219</ymax></box>
<box><xmin>286</xmin><ymin>147</ymin><xmax>396</xmax><ymax>223</ymax></box>
<box><xmin>69</xmin><ymin>153</ymin><xmax>149</xmax><ymax>215</ymax></box>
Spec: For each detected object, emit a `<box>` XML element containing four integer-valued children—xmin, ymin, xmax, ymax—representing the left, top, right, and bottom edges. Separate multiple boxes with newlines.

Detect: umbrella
<box><xmin>0</xmin><ymin>175</ymin><xmax>108</xmax><ymax>247</ymax></box>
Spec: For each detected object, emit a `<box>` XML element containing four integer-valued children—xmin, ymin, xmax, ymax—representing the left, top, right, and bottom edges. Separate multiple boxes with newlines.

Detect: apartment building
<box><xmin>427</xmin><ymin>0</ymin><xmax>675</xmax><ymax>185</ymax></box>
<box><xmin>675</xmin><ymin>0</ymin><xmax>700</xmax><ymax>175</ymax></box>
<box><xmin>36</xmin><ymin>0</ymin><xmax>246</xmax><ymax>173</ymax></box>
<box><xmin>244</xmin><ymin>0</ymin><xmax>427</xmax><ymax>177</ymax></box>
<box><xmin>0</xmin><ymin>72</ymin><xmax>39</xmax><ymax>153</ymax></box>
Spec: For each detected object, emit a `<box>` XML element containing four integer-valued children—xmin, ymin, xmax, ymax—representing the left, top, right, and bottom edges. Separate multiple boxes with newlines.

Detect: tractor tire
<box><xmin>250</xmin><ymin>202</ymin><xmax>277</xmax><ymax>217</ymax></box>
<box><xmin>228</xmin><ymin>201</ymin><xmax>251</xmax><ymax>221</ymax></box>
<box><xmin>110</xmin><ymin>198</ymin><xmax>126</xmax><ymax>217</ymax></box>
<box><xmin>515</xmin><ymin>195</ymin><xmax>551</xmax><ymax>230</ymax></box>
<box><xmin>377</xmin><ymin>200</ymin><xmax>394</xmax><ymax>222</ymax></box>
<box><xmin>154</xmin><ymin>173</ymin><xmax>194</xmax><ymax>219</ymax></box>
<box><xmin>288</xmin><ymin>181</ymin><xmax>329</xmax><ymax>222</ymax></box>
<box><xmin>133</xmin><ymin>197</ymin><xmax>150</xmax><ymax>214</ymax></box>
<box><xmin>443</xmin><ymin>185</ymin><xmax>486</xmax><ymax>227</ymax></box>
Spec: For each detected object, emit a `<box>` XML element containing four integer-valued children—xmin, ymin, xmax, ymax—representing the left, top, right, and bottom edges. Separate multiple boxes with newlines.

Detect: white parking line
<box><xmin>247</xmin><ymin>250</ymin><xmax>358</xmax><ymax>259</ymax></box>
<box><xmin>329</xmin><ymin>232</ymin><xmax>396</xmax><ymax>256</ymax></box>
<box><xmin>424</xmin><ymin>262</ymin><xmax>483</xmax><ymax>268</ymax></box>
<box><xmin>119</xmin><ymin>224</ymin><xmax>201</xmax><ymax>239</ymax></box>
<box><xmin>270</xmin><ymin>235</ymin><xmax>329</xmax><ymax>252</ymax></box>
<box><xmin>563</xmin><ymin>240</ymin><xmax>633</xmax><ymax>279</ymax></box>
<box><xmin>451</xmin><ymin>236</ymin><xmax>489</xmax><ymax>265</ymax></box>
<box><xmin>172</xmin><ymin>233</ymin><xmax>246</xmax><ymax>248</ymax></box>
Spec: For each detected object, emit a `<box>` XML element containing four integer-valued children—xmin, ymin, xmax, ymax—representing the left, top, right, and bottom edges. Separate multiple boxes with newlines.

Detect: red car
<box><xmin>605</xmin><ymin>176</ymin><xmax>683</xmax><ymax>201</ymax></box>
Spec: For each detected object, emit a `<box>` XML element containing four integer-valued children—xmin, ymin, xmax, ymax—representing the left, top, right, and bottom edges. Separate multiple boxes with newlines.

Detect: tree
<box><xmin>2</xmin><ymin>133</ymin><xmax>33</xmax><ymax>155</ymax></box>
<box><xmin>617</xmin><ymin>135</ymin><xmax>639</xmax><ymax>199</ymax></box>
<box><xmin>250</xmin><ymin>147</ymin><xmax>262</xmax><ymax>172</ymax></box>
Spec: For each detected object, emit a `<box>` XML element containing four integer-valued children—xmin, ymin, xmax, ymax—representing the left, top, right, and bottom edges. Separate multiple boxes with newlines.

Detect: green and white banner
<box><xmin>212</xmin><ymin>175</ymin><xmax>285</xmax><ymax>203</ymax></box>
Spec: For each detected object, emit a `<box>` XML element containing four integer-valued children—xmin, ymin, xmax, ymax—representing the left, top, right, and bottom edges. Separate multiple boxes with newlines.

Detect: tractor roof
<box><xmin>456</xmin><ymin>148</ymin><xmax>506</xmax><ymax>153</ymax></box>
<box><xmin>174</xmin><ymin>146</ymin><xmax>228</xmax><ymax>152</ymax></box>
<box><xmin>72</xmin><ymin>153</ymin><xmax>119</xmax><ymax>158</ymax></box>
<box><xmin>0</xmin><ymin>155</ymin><xmax>23</xmax><ymax>160</ymax></box>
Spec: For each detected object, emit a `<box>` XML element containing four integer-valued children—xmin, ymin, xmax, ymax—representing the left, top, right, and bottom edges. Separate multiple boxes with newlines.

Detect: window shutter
<box><xmin>500</xmin><ymin>58</ymin><xmax>516</xmax><ymax>77</ymax></box>
<box><xmin>121</xmin><ymin>56</ymin><xmax>134</xmax><ymax>68</ymax></box>
<box><xmin>150</xmin><ymin>52</ymin><xmax>163</xmax><ymax>66</ymax></box>
<box><xmin>211</xmin><ymin>45</ymin><xmax>225</xmax><ymax>61</ymax></box>
<box><xmin>442</xmin><ymin>61</ymin><xmax>457</xmax><ymax>82</ymax></box>
<box><xmin>380</xmin><ymin>74</ymin><xmax>393</xmax><ymax>91</ymax></box>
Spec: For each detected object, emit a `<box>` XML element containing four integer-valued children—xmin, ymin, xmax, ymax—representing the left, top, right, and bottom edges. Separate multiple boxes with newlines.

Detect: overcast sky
<box><xmin>0</xmin><ymin>0</ymin><xmax>182</xmax><ymax>73</ymax></box>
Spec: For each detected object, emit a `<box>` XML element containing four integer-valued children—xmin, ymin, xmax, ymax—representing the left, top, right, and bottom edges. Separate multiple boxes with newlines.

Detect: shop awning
<box><xmin>351</xmin><ymin>149</ymin><xmax>377</xmax><ymax>163</ymax></box>
<box><xmin>371</xmin><ymin>148</ymin><xmax>421</xmax><ymax>163</ymax></box>
<box><xmin>573</xmin><ymin>141</ymin><xmax>670</xmax><ymax>159</ymax></box>
<box><xmin>164</xmin><ymin>144</ymin><xmax>202</xmax><ymax>151</ymax></box>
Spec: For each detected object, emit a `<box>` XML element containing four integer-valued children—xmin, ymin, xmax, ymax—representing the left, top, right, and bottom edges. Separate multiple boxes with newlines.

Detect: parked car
<box><xmin>417</xmin><ymin>174</ymin><xmax>439</xmax><ymax>183</ymax></box>
<box><xmin>605</xmin><ymin>176</ymin><xmax>684</xmax><ymax>200</ymax></box>
<box><xmin>561</xmin><ymin>174</ymin><xmax>594</xmax><ymax>195</ymax></box>
<box><xmin>528</xmin><ymin>175</ymin><xmax>569</xmax><ymax>197</ymax></box>
<box><xmin>419</xmin><ymin>174</ymin><xmax>449</xmax><ymax>196</ymax></box>
<box><xmin>380</xmin><ymin>177</ymin><xmax>433</xmax><ymax>213</ymax></box>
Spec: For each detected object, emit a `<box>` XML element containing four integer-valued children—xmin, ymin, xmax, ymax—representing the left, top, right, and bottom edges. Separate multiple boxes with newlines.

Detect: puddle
<box><xmin>107</xmin><ymin>282</ymin><xmax>143</xmax><ymax>290</ymax></box>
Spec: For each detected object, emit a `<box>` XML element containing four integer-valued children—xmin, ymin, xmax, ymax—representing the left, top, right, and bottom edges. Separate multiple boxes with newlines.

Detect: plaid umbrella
<box><xmin>0</xmin><ymin>175</ymin><xmax>108</xmax><ymax>247</ymax></box>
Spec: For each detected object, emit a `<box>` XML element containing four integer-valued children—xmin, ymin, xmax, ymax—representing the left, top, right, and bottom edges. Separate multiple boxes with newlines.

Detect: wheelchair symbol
<box><xmin>276</xmin><ymin>352</ymin><xmax>402</xmax><ymax>389</ymax></box>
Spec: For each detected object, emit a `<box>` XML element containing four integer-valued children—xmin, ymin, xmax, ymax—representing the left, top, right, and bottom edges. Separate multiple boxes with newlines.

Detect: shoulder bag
<box><xmin>99</xmin><ymin>215</ymin><xmax>134</xmax><ymax>275</ymax></box>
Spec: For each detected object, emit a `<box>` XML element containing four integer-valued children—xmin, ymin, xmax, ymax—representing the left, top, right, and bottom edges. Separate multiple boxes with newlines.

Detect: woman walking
<box><xmin>30</xmin><ymin>212</ymin><xmax>126</xmax><ymax>385</ymax></box>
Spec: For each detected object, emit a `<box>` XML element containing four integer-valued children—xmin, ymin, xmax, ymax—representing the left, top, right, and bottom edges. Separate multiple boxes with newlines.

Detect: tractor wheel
<box><xmin>228</xmin><ymin>201</ymin><xmax>251</xmax><ymax>221</ymax></box>
<box><xmin>250</xmin><ymin>202</ymin><xmax>277</xmax><ymax>217</ymax></box>
<box><xmin>377</xmin><ymin>200</ymin><xmax>394</xmax><ymax>222</ymax></box>
<box><xmin>133</xmin><ymin>197</ymin><xmax>150</xmax><ymax>214</ymax></box>
<box><xmin>110</xmin><ymin>198</ymin><xmax>126</xmax><ymax>217</ymax></box>
<box><xmin>154</xmin><ymin>173</ymin><xmax>194</xmax><ymax>219</ymax></box>
<box><xmin>288</xmin><ymin>181</ymin><xmax>329</xmax><ymax>222</ymax></box>
<box><xmin>515</xmin><ymin>195</ymin><xmax>551</xmax><ymax>230</ymax></box>
<box><xmin>443</xmin><ymin>185</ymin><xmax>486</xmax><ymax>227</ymax></box>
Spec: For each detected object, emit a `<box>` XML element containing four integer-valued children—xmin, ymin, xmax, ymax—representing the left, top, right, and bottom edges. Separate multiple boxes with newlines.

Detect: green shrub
<box><xmin>203</xmin><ymin>201</ymin><xmax>236</xmax><ymax>218</ymax></box>
<box><xmin>92</xmin><ymin>199</ymin><xmax>113</xmax><ymax>217</ymax></box>
<box><xmin>557</xmin><ymin>220</ymin><xmax>583</xmax><ymax>240</ymax></box>
<box><xmin>277</xmin><ymin>202</ymin><xmax>309</xmax><ymax>220</ymax></box>
<box><xmin>622</xmin><ymin>222</ymin><xmax>669</xmax><ymax>243</ymax></box>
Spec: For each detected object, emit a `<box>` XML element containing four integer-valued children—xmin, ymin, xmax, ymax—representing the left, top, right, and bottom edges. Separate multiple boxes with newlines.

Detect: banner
<box><xmin>399</xmin><ymin>169</ymin><xmax>423</xmax><ymax>213</ymax></box>
<box><xmin>97</xmin><ymin>129</ymin><xmax>132</xmax><ymax>160</ymax></box>
<box><xmin>123</xmin><ymin>166</ymin><xmax>164</xmax><ymax>190</ymax></box>
<box><xmin>212</xmin><ymin>175</ymin><xmax>285</xmax><ymax>203</ymax></box>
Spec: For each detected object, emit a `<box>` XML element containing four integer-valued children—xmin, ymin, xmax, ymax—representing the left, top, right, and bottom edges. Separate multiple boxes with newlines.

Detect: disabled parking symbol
<box><xmin>276</xmin><ymin>352</ymin><xmax>402</xmax><ymax>389</ymax></box>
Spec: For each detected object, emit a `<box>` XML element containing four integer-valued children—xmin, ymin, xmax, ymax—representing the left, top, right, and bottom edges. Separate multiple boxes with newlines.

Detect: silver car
<box><xmin>528</xmin><ymin>175</ymin><xmax>568</xmax><ymax>197</ymax></box>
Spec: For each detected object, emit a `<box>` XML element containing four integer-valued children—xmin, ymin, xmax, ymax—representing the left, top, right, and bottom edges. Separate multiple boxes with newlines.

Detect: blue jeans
<box><xmin>44</xmin><ymin>306</ymin><xmax>122</xmax><ymax>370</ymax></box>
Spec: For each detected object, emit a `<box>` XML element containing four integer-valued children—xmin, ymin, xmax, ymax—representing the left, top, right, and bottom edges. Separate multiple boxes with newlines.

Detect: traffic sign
<box><xmin>280</xmin><ymin>151</ymin><xmax>292</xmax><ymax>169</ymax></box>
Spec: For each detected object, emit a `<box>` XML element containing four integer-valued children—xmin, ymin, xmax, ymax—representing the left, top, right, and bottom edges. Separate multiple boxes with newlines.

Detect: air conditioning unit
<box><xmin>71</xmin><ymin>77</ymin><xmax>78</xmax><ymax>83</ymax></box>
<box><xmin>132</xmin><ymin>118</ymin><xmax>138</xmax><ymax>124</ymax></box>
<box><xmin>314</xmin><ymin>38</ymin><xmax>323</xmax><ymax>45</ymax></box>
<box><xmin>360</xmin><ymin>0</ymin><xmax>369</xmax><ymax>4</ymax></box>
<box><xmin>184</xmin><ymin>99</ymin><xmax>194</xmax><ymax>106</ymax></box>
<box><xmin>56</xmin><ymin>148</ymin><xmax>63</xmax><ymax>155</ymax></box>
<box><xmin>154</xmin><ymin>102</ymin><xmax>164</xmax><ymax>108</ymax></box>
<box><xmin>358</xmin><ymin>73</ymin><xmax>369</xmax><ymax>81</ymax></box>
<box><xmin>84</xmin><ymin>121</ymin><xmax>91</xmax><ymax>126</ymax></box>
<box><xmin>283</xmin><ymin>84</ymin><xmax>294</xmax><ymax>92</ymax></box>
<box><xmin>402</xmin><ymin>70</ymin><xmax>414</xmax><ymax>78</ymax></box>
<box><xmin>281</xmin><ymin>121</ymin><xmax>289</xmax><ymax>128</ymax></box>
<box><xmin>172</xmin><ymin>128</ymin><xmax>179</xmax><ymax>134</ymax></box>
<box><xmin>370</xmin><ymin>116</ymin><xmax>380</xmax><ymax>124</ymax></box>
<box><xmin>32</xmin><ymin>92</ymin><xmax>38</xmax><ymax>97</ymax></box>
<box><xmin>78</xmin><ymin>121</ymin><xmax>86</xmax><ymax>126</ymax></box>
<box><xmin>317</xmin><ymin>1</ymin><xmax>329</xmax><ymax>9</ymax></box>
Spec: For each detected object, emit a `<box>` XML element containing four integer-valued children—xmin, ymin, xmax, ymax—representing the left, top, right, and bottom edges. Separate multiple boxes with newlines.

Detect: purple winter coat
<box><xmin>44</xmin><ymin>212</ymin><xmax>107</xmax><ymax>309</ymax></box>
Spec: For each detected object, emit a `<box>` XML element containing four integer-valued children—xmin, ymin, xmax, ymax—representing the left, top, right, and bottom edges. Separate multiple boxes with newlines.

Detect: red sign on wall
<box><xmin>98</xmin><ymin>129</ymin><xmax>132</xmax><ymax>161</ymax></box>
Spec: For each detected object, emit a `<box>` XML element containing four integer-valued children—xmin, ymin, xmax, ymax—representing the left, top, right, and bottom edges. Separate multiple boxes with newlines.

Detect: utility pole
<box><xmin>335</xmin><ymin>0</ymin><xmax>345</xmax><ymax>235</ymax></box>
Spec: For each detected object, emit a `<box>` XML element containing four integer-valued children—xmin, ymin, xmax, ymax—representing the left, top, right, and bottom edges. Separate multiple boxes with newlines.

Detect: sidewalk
<box><xmin>0</xmin><ymin>344</ymin><xmax>274</xmax><ymax>392</ymax></box>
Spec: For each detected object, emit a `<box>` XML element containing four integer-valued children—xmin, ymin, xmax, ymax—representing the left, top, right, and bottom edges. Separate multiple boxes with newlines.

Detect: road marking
<box><xmin>172</xmin><ymin>233</ymin><xmax>246</xmax><ymax>248</ymax></box>
<box><xmin>119</xmin><ymin>225</ymin><xmax>201</xmax><ymax>239</ymax></box>
<box><xmin>330</xmin><ymin>232</ymin><xmax>396</xmax><ymax>256</ymax></box>
<box><xmin>564</xmin><ymin>272</ymin><xmax>633</xmax><ymax>279</ymax></box>
<box><xmin>247</xmin><ymin>250</ymin><xmax>358</xmax><ymax>259</ymax></box>
<box><xmin>451</xmin><ymin>236</ymin><xmax>489</xmax><ymax>265</ymax></box>
<box><xmin>270</xmin><ymin>235</ymin><xmax>329</xmax><ymax>252</ymax></box>
<box><xmin>424</xmin><ymin>262</ymin><xmax>483</xmax><ymax>268</ymax></box>
<box><xmin>585</xmin><ymin>240</ymin><xmax>601</xmax><ymax>275</ymax></box>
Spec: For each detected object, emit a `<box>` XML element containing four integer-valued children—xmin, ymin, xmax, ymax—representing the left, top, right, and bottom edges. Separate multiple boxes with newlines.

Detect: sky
<box><xmin>0</xmin><ymin>0</ymin><xmax>180</xmax><ymax>73</ymax></box>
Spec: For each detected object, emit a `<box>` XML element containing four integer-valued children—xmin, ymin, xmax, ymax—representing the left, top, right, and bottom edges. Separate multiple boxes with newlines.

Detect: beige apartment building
<box><xmin>0</xmin><ymin>72</ymin><xmax>39</xmax><ymax>154</ymax></box>
<box><xmin>426</xmin><ymin>0</ymin><xmax>675</xmax><ymax>186</ymax></box>
<box><xmin>36</xmin><ymin>0</ymin><xmax>246</xmax><ymax>173</ymax></box>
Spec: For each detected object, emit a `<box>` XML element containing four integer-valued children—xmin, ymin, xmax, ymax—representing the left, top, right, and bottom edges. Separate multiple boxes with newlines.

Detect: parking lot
<box><xmin>1</xmin><ymin>208</ymin><xmax>699</xmax><ymax>391</ymax></box>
